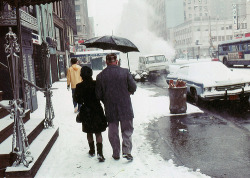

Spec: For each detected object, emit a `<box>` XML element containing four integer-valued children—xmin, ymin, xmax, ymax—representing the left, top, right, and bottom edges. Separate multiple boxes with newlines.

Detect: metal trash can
<box><xmin>168</xmin><ymin>87</ymin><xmax>187</xmax><ymax>114</ymax></box>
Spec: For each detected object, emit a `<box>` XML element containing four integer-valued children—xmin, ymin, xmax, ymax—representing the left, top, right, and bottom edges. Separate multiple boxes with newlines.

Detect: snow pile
<box><xmin>35</xmin><ymin>71</ymin><xmax>208</xmax><ymax>178</ymax></box>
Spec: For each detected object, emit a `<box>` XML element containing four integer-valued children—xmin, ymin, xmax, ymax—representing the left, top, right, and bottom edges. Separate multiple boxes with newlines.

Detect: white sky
<box><xmin>86</xmin><ymin>0</ymin><xmax>176</xmax><ymax>70</ymax></box>
<box><xmin>87</xmin><ymin>0</ymin><xmax>128</xmax><ymax>36</ymax></box>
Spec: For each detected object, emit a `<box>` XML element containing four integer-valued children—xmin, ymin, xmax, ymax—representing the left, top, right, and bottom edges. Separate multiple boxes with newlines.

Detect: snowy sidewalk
<box><xmin>34</xmin><ymin>71</ymin><xmax>209</xmax><ymax>178</ymax></box>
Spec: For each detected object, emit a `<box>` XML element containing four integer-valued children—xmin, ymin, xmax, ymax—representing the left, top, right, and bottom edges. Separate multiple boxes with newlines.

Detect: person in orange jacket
<box><xmin>67</xmin><ymin>57</ymin><xmax>82</xmax><ymax>113</ymax></box>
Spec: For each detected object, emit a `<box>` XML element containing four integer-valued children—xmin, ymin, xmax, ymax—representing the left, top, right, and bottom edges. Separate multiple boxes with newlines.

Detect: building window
<box><xmin>39</xmin><ymin>7</ymin><xmax>44</xmax><ymax>37</ymax></box>
<box><xmin>45</xmin><ymin>9</ymin><xmax>48</xmax><ymax>35</ymax></box>
<box><xmin>76</xmin><ymin>15</ymin><xmax>81</xmax><ymax>21</ymax></box>
<box><xmin>53</xmin><ymin>3</ymin><xmax>55</xmax><ymax>12</ymax></box>
<box><xmin>75</xmin><ymin>5</ymin><xmax>80</xmax><ymax>11</ymax></box>
<box><xmin>242</xmin><ymin>23</ymin><xmax>247</xmax><ymax>29</ymax></box>
<box><xmin>59</xmin><ymin>1</ymin><xmax>62</xmax><ymax>18</ymax></box>
<box><xmin>77</xmin><ymin>25</ymin><xmax>82</xmax><ymax>32</ymax></box>
<box><xmin>55</xmin><ymin>27</ymin><xmax>61</xmax><ymax>51</ymax></box>
<box><xmin>48</xmin><ymin>13</ymin><xmax>52</xmax><ymax>37</ymax></box>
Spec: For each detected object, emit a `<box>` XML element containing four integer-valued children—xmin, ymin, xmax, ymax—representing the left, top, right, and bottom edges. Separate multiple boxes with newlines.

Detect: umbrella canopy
<box><xmin>82</xmin><ymin>35</ymin><xmax>139</xmax><ymax>53</ymax></box>
<box><xmin>3</xmin><ymin>0</ymin><xmax>61</xmax><ymax>7</ymax></box>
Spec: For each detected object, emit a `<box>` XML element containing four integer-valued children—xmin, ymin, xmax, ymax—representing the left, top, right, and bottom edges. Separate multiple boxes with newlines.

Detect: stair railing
<box><xmin>0</xmin><ymin>27</ymin><xmax>34</xmax><ymax>167</ymax></box>
<box><xmin>0</xmin><ymin>27</ymin><xmax>56</xmax><ymax>168</ymax></box>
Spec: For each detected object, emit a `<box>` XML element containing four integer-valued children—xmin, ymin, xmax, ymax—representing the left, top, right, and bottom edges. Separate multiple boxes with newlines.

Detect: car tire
<box><xmin>193</xmin><ymin>89</ymin><xmax>201</xmax><ymax>106</ymax></box>
<box><xmin>240</xmin><ymin>96</ymin><xmax>250</xmax><ymax>110</ymax></box>
<box><xmin>148</xmin><ymin>72</ymin><xmax>156</xmax><ymax>82</ymax></box>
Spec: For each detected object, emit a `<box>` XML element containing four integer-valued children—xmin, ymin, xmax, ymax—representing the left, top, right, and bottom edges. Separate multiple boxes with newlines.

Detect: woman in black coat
<box><xmin>73</xmin><ymin>66</ymin><xmax>107</xmax><ymax>162</ymax></box>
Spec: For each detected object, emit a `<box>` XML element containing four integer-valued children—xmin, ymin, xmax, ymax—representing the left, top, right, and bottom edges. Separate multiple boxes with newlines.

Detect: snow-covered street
<box><xmin>34</xmin><ymin>71</ymin><xmax>209</xmax><ymax>178</ymax></box>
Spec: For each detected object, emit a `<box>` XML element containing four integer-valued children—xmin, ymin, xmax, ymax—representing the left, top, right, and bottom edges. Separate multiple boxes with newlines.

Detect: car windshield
<box><xmin>146</xmin><ymin>55</ymin><xmax>166</xmax><ymax>64</ymax></box>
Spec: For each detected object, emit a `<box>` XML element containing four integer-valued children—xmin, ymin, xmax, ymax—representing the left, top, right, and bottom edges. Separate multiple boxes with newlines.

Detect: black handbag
<box><xmin>76</xmin><ymin>104</ymin><xmax>91</xmax><ymax>123</ymax></box>
<box><xmin>76</xmin><ymin>112</ymin><xmax>82</xmax><ymax>123</ymax></box>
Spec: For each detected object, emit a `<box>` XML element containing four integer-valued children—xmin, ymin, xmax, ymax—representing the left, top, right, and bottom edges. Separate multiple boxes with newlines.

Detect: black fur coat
<box><xmin>73</xmin><ymin>78</ymin><xmax>107</xmax><ymax>133</ymax></box>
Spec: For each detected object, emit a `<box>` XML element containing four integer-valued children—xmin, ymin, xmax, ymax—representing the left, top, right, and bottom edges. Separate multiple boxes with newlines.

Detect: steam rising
<box><xmin>116</xmin><ymin>0</ymin><xmax>175</xmax><ymax>71</ymax></box>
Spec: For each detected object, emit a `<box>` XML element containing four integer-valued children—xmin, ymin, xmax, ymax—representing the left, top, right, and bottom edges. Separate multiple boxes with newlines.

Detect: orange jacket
<box><xmin>67</xmin><ymin>64</ymin><xmax>82</xmax><ymax>89</ymax></box>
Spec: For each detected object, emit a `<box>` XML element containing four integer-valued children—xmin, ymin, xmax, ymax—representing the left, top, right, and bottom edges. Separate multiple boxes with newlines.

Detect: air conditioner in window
<box><xmin>32</xmin><ymin>33</ymin><xmax>42</xmax><ymax>45</ymax></box>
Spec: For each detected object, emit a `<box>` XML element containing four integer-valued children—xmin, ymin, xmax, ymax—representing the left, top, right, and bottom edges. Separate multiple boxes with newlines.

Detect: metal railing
<box><xmin>0</xmin><ymin>27</ymin><xmax>55</xmax><ymax>168</ymax></box>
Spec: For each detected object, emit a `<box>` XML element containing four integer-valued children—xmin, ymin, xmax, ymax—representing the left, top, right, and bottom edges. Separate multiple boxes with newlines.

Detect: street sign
<box><xmin>232</xmin><ymin>4</ymin><xmax>238</xmax><ymax>30</ymax></box>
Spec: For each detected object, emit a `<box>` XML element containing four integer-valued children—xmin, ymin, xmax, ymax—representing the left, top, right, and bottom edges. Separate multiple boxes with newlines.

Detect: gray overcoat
<box><xmin>95</xmin><ymin>65</ymin><xmax>137</xmax><ymax>122</ymax></box>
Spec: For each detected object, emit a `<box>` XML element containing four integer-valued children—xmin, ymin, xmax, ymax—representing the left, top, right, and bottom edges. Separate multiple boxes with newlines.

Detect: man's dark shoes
<box><xmin>112</xmin><ymin>155</ymin><xmax>120</xmax><ymax>160</ymax></box>
<box><xmin>123</xmin><ymin>153</ymin><xmax>133</xmax><ymax>161</ymax></box>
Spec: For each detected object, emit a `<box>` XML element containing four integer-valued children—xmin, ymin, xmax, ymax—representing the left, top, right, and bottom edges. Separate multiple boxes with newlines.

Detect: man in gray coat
<box><xmin>96</xmin><ymin>53</ymin><xmax>137</xmax><ymax>161</ymax></box>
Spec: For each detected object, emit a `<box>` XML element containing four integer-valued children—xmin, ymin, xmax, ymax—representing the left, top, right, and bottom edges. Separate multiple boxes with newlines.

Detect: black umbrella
<box><xmin>82</xmin><ymin>35</ymin><xmax>139</xmax><ymax>53</ymax></box>
<box><xmin>82</xmin><ymin>35</ymin><xmax>139</xmax><ymax>71</ymax></box>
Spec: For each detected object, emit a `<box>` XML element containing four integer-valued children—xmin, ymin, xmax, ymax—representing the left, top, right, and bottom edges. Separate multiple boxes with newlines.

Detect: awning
<box><xmin>3</xmin><ymin>0</ymin><xmax>61</xmax><ymax>7</ymax></box>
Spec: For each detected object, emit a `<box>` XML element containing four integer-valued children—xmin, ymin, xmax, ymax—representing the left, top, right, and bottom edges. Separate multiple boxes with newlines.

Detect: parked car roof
<box><xmin>168</xmin><ymin>61</ymin><xmax>248</xmax><ymax>87</ymax></box>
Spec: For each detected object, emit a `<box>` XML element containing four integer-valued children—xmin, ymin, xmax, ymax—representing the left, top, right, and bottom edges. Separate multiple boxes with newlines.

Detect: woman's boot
<box><xmin>96</xmin><ymin>143</ymin><xmax>105</xmax><ymax>162</ymax></box>
<box><xmin>88</xmin><ymin>141</ymin><xmax>95</xmax><ymax>157</ymax></box>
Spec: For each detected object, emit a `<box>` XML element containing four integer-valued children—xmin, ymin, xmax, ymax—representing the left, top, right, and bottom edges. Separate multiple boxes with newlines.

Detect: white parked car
<box><xmin>137</xmin><ymin>54</ymin><xmax>170</xmax><ymax>77</ymax></box>
<box><xmin>166</xmin><ymin>61</ymin><xmax>250</xmax><ymax>104</ymax></box>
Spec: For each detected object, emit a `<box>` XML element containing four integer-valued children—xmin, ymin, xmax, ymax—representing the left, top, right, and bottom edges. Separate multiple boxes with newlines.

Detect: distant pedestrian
<box><xmin>73</xmin><ymin>66</ymin><xmax>107</xmax><ymax>162</ymax></box>
<box><xmin>95</xmin><ymin>53</ymin><xmax>137</xmax><ymax>161</ymax></box>
<box><xmin>67</xmin><ymin>58</ymin><xmax>82</xmax><ymax>113</ymax></box>
<box><xmin>196</xmin><ymin>54</ymin><xmax>199</xmax><ymax>60</ymax></box>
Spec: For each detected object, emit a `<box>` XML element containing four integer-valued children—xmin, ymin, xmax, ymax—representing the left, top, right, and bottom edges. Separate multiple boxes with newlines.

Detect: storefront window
<box><xmin>55</xmin><ymin>27</ymin><xmax>61</xmax><ymax>51</ymax></box>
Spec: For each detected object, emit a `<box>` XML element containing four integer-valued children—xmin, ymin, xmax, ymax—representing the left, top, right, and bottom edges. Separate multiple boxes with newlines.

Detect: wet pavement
<box><xmin>146</xmin><ymin>113</ymin><xmax>250</xmax><ymax>178</ymax></box>
<box><xmin>137</xmin><ymin>79</ymin><xmax>250</xmax><ymax>178</ymax></box>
